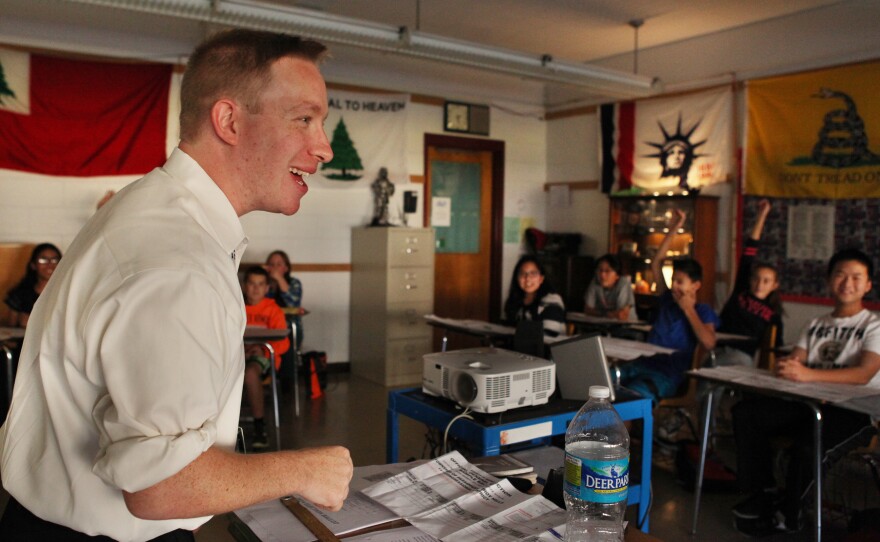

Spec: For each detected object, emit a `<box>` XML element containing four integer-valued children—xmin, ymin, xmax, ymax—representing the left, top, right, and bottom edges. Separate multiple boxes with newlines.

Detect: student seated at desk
<box><xmin>503</xmin><ymin>255</ymin><xmax>566</xmax><ymax>337</ymax></box>
<box><xmin>583</xmin><ymin>254</ymin><xmax>637</xmax><ymax>322</ymax></box>
<box><xmin>731</xmin><ymin>248</ymin><xmax>880</xmax><ymax>535</ymax></box>
<box><xmin>616</xmin><ymin>209</ymin><xmax>718</xmax><ymax>404</ymax></box>
<box><xmin>265</xmin><ymin>249</ymin><xmax>304</xmax><ymax>346</ymax></box>
<box><xmin>3</xmin><ymin>243</ymin><xmax>61</xmax><ymax>328</ymax></box>
<box><xmin>243</xmin><ymin>266</ymin><xmax>290</xmax><ymax>450</ymax></box>
<box><xmin>715</xmin><ymin>199</ymin><xmax>783</xmax><ymax>367</ymax></box>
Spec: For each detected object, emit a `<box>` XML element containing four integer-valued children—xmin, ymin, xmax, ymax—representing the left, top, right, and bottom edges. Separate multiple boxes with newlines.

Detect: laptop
<box><xmin>549</xmin><ymin>332</ymin><xmax>616</xmax><ymax>402</ymax></box>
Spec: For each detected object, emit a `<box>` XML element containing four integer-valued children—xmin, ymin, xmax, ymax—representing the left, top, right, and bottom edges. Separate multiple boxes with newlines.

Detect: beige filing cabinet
<box><xmin>350</xmin><ymin>228</ymin><xmax>435</xmax><ymax>386</ymax></box>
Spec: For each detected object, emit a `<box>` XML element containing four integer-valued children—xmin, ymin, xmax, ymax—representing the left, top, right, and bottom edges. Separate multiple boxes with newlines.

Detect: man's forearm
<box><xmin>123</xmin><ymin>445</ymin><xmax>351</xmax><ymax>520</ymax></box>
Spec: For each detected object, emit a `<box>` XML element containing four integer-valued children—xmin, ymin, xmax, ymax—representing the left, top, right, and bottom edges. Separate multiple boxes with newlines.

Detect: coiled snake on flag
<box><xmin>811</xmin><ymin>87</ymin><xmax>878</xmax><ymax>168</ymax></box>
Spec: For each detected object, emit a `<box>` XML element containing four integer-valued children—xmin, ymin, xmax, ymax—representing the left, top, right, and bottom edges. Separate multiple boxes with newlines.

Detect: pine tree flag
<box><xmin>0</xmin><ymin>48</ymin><xmax>171</xmax><ymax>176</ymax></box>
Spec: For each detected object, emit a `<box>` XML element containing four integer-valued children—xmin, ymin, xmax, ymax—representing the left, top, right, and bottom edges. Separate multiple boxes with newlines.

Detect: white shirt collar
<box><xmin>164</xmin><ymin>148</ymin><xmax>248</xmax><ymax>264</ymax></box>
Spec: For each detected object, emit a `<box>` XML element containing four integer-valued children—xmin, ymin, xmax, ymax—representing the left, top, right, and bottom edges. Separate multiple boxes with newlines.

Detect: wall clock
<box><xmin>444</xmin><ymin>101</ymin><xmax>490</xmax><ymax>135</ymax></box>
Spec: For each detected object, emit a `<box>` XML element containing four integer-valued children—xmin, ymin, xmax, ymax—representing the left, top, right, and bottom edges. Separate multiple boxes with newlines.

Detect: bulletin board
<box><xmin>740</xmin><ymin>195</ymin><xmax>880</xmax><ymax>307</ymax></box>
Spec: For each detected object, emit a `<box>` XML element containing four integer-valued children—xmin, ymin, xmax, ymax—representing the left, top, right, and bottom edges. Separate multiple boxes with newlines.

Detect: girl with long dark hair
<box><xmin>4</xmin><ymin>243</ymin><xmax>62</xmax><ymax>328</ymax></box>
<box><xmin>503</xmin><ymin>255</ymin><xmax>566</xmax><ymax>337</ymax></box>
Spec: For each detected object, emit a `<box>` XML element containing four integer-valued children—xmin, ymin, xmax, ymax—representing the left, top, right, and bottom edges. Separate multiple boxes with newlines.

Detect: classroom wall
<box><xmin>0</xmin><ymin>93</ymin><xmax>548</xmax><ymax>364</ymax></box>
<box><xmin>6</xmin><ymin>0</ymin><xmax>877</xmax><ymax>358</ymax></box>
<box><xmin>544</xmin><ymin>113</ymin><xmax>607</xmax><ymax>256</ymax></box>
<box><xmin>544</xmin><ymin>108</ymin><xmax>735</xmax><ymax>304</ymax></box>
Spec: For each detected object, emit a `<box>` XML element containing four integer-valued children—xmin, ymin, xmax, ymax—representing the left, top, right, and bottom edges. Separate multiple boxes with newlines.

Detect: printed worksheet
<box><xmin>406</xmin><ymin>481</ymin><xmax>565</xmax><ymax>541</ymax></box>
<box><xmin>363</xmin><ymin>451</ymin><xmax>565</xmax><ymax>542</ymax></box>
<box><xmin>363</xmin><ymin>451</ymin><xmax>499</xmax><ymax>517</ymax></box>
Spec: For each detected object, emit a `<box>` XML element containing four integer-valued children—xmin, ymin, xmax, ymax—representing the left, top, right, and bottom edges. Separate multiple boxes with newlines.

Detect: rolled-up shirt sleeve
<box><xmin>89</xmin><ymin>269</ymin><xmax>242</xmax><ymax>493</ymax></box>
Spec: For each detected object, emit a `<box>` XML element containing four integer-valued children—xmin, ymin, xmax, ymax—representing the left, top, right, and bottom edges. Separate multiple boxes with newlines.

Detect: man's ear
<box><xmin>693</xmin><ymin>279</ymin><xmax>702</xmax><ymax>291</ymax></box>
<box><xmin>211</xmin><ymin>99</ymin><xmax>239</xmax><ymax>145</ymax></box>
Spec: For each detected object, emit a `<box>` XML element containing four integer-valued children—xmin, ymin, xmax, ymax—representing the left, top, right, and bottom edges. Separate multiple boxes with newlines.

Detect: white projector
<box><xmin>422</xmin><ymin>347</ymin><xmax>556</xmax><ymax>414</ymax></box>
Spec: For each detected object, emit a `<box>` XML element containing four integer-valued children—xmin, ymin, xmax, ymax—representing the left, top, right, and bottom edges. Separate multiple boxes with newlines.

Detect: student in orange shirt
<box><xmin>243</xmin><ymin>266</ymin><xmax>290</xmax><ymax>450</ymax></box>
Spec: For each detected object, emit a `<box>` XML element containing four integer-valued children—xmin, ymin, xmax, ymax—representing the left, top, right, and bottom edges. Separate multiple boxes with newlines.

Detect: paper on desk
<box><xmin>362</xmin><ymin>451</ymin><xmax>499</xmax><ymax>517</ymax></box>
<box><xmin>406</xmin><ymin>480</ymin><xmax>565</xmax><ymax>541</ymax></box>
<box><xmin>566</xmin><ymin>312</ymin><xmax>630</xmax><ymax>326</ymax></box>
<box><xmin>601</xmin><ymin>336</ymin><xmax>676</xmax><ymax>360</ymax></box>
<box><xmin>236</xmin><ymin>492</ymin><xmax>396</xmax><ymax>542</ymax></box>
<box><xmin>362</xmin><ymin>451</ymin><xmax>565</xmax><ymax>542</ymax></box>
<box><xmin>423</xmin><ymin>315</ymin><xmax>515</xmax><ymax>336</ymax></box>
<box><xmin>693</xmin><ymin>365</ymin><xmax>880</xmax><ymax>408</ymax></box>
<box><xmin>235</xmin><ymin>462</ymin><xmax>414</xmax><ymax>541</ymax></box>
<box><xmin>344</xmin><ymin>525</ymin><xmax>440</xmax><ymax>541</ymax></box>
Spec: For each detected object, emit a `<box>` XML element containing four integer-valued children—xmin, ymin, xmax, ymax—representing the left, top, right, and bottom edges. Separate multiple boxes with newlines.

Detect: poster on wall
<box><xmin>744</xmin><ymin>59</ymin><xmax>880</xmax><ymax>199</ymax></box>
<box><xmin>739</xmin><ymin>195</ymin><xmax>880</xmax><ymax>307</ymax></box>
<box><xmin>786</xmin><ymin>204</ymin><xmax>834</xmax><ymax>261</ymax></box>
<box><xmin>600</xmin><ymin>86</ymin><xmax>733</xmax><ymax>194</ymax></box>
<box><xmin>317</xmin><ymin>89</ymin><xmax>409</xmax><ymax>186</ymax></box>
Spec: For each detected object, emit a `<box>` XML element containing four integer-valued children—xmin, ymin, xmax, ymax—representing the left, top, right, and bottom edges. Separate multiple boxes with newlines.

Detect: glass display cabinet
<box><xmin>608</xmin><ymin>195</ymin><xmax>718</xmax><ymax>311</ymax></box>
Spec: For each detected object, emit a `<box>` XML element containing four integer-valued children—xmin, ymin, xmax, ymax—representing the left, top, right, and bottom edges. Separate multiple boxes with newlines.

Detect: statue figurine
<box><xmin>370</xmin><ymin>167</ymin><xmax>395</xmax><ymax>226</ymax></box>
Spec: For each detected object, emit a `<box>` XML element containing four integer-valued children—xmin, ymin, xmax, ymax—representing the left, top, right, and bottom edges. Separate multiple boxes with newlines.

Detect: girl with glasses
<box><xmin>503</xmin><ymin>254</ymin><xmax>566</xmax><ymax>338</ymax></box>
<box><xmin>3</xmin><ymin>243</ymin><xmax>62</xmax><ymax>328</ymax></box>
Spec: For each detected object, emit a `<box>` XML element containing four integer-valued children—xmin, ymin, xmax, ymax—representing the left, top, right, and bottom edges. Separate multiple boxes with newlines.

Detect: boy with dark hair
<box><xmin>242</xmin><ymin>266</ymin><xmax>290</xmax><ymax>450</ymax></box>
<box><xmin>732</xmin><ymin>247</ymin><xmax>880</xmax><ymax>535</ymax></box>
<box><xmin>617</xmin><ymin>209</ymin><xmax>718</xmax><ymax>404</ymax></box>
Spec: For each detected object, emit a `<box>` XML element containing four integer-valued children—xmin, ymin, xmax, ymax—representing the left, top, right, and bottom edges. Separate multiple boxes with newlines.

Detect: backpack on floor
<box><xmin>674</xmin><ymin>439</ymin><xmax>737</xmax><ymax>492</ymax></box>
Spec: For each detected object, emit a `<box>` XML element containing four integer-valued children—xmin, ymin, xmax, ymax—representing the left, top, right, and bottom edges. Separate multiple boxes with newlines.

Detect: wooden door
<box><xmin>426</xmin><ymin>147</ymin><xmax>493</xmax><ymax>351</ymax></box>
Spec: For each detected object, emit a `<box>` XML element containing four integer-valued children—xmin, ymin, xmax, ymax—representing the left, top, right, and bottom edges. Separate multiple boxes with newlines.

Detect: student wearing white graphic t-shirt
<box><xmin>731</xmin><ymin>248</ymin><xmax>880</xmax><ymax>535</ymax></box>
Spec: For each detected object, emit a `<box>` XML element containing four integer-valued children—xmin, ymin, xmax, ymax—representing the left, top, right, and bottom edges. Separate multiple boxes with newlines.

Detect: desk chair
<box><xmin>657</xmin><ymin>345</ymin><xmax>714</xmax><ymax>442</ymax></box>
<box><xmin>242</xmin><ymin>326</ymin><xmax>292</xmax><ymax>451</ymax></box>
<box><xmin>288</xmin><ymin>318</ymin><xmax>301</xmax><ymax>417</ymax></box>
<box><xmin>512</xmin><ymin>320</ymin><xmax>546</xmax><ymax>358</ymax></box>
<box><xmin>756</xmin><ymin>325</ymin><xmax>778</xmax><ymax>371</ymax></box>
<box><xmin>2</xmin><ymin>342</ymin><xmax>14</xmax><ymax>421</ymax></box>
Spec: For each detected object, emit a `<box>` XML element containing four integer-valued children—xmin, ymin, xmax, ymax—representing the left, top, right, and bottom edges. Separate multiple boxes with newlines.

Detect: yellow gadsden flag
<box><xmin>745</xmin><ymin>60</ymin><xmax>880</xmax><ymax>198</ymax></box>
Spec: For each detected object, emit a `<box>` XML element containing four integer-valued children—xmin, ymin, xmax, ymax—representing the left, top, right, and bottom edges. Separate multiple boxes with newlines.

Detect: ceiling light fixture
<box><xmin>63</xmin><ymin>0</ymin><xmax>661</xmax><ymax>98</ymax></box>
<box><xmin>629</xmin><ymin>19</ymin><xmax>644</xmax><ymax>75</ymax></box>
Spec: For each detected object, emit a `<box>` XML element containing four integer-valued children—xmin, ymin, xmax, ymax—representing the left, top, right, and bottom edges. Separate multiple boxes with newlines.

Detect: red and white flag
<box><xmin>0</xmin><ymin>48</ymin><xmax>171</xmax><ymax>177</ymax></box>
<box><xmin>600</xmin><ymin>87</ymin><xmax>734</xmax><ymax>193</ymax></box>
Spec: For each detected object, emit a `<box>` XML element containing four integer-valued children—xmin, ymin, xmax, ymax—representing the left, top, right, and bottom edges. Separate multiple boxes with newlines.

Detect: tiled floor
<box><xmin>2</xmin><ymin>372</ymin><xmax>877</xmax><ymax>541</ymax></box>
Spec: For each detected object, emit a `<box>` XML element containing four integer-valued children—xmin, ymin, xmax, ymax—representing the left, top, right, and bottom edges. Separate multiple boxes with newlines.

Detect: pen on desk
<box><xmin>548</xmin><ymin>527</ymin><xmax>564</xmax><ymax>540</ymax></box>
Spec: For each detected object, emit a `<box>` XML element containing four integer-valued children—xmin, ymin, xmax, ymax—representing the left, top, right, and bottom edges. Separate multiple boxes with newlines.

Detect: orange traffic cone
<box><xmin>309</xmin><ymin>358</ymin><xmax>323</xmax><ymax>399</ymax></box>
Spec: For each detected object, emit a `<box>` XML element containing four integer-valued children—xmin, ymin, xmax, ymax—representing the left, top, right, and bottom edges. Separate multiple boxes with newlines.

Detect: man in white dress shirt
<box><xmin>0</xmin><ymin>29</ymin><xmax>352</xmax><ymax>541</ymax></box>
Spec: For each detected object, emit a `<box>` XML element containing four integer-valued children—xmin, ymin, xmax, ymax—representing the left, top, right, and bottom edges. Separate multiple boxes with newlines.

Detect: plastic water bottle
<box><xmin>563</xmin><ymin>385</ymin><xmax>630</xmax><ymax>541</ymax></box>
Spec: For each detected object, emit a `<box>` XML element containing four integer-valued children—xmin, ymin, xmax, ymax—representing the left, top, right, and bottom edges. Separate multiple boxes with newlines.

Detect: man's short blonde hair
<box><xmin>179</xmin><ymin>29</ymin><xmax>327</xmax><ymax>142</ymax></box>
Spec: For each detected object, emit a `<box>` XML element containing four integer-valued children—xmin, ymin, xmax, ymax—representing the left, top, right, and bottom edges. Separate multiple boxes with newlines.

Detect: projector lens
<box><xmin>454</xmin><ymin>373</ymin><xmax>478</xmax><ymax>404</ymax></box>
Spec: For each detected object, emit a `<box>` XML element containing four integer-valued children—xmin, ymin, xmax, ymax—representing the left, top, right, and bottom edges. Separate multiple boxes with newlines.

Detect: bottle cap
<box><xmin>589</xmin><ymin>385</ymin><xmax>610</xmax><ymax>399</ymax></box>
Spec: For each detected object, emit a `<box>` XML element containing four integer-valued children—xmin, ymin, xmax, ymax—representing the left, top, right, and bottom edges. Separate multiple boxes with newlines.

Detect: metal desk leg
<box><xmin>692</xmin><ymin>387</ymin><xmax>715</xmax><ymax>534</ymax></box>
<box><xmin>807</xmin><ymin>404</ymin><xmax>822</xmax><ymax>541</ymax></box>
<box><xmin>265</xmin><ymin>343</ymin><xmax>281</xmax><ymax>451</ymax></box>
<box><xmin>3</xmin><ymin>344</ymin><xmax>13</xmax><ymax>408</ymax></box>
<box><xmin>290</xmin><ymin>320</ymin><xmax>300</xmax><ymax>417</ymax></box>
<box><xmin>386</xmin><ymin>392</ymin><xmax>399</xmax><ymax>463</ymax></box>
<box><xmin>639</xmin><ymin>398</ymin><xmax>653</xmax><ymax>532</ymax></box>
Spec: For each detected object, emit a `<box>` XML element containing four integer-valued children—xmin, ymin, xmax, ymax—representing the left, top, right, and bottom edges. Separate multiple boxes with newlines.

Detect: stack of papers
<box><xmin>235</xmin><ymin>452</ymin><xmax>567</xmax><ymax>542</ymax></box>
